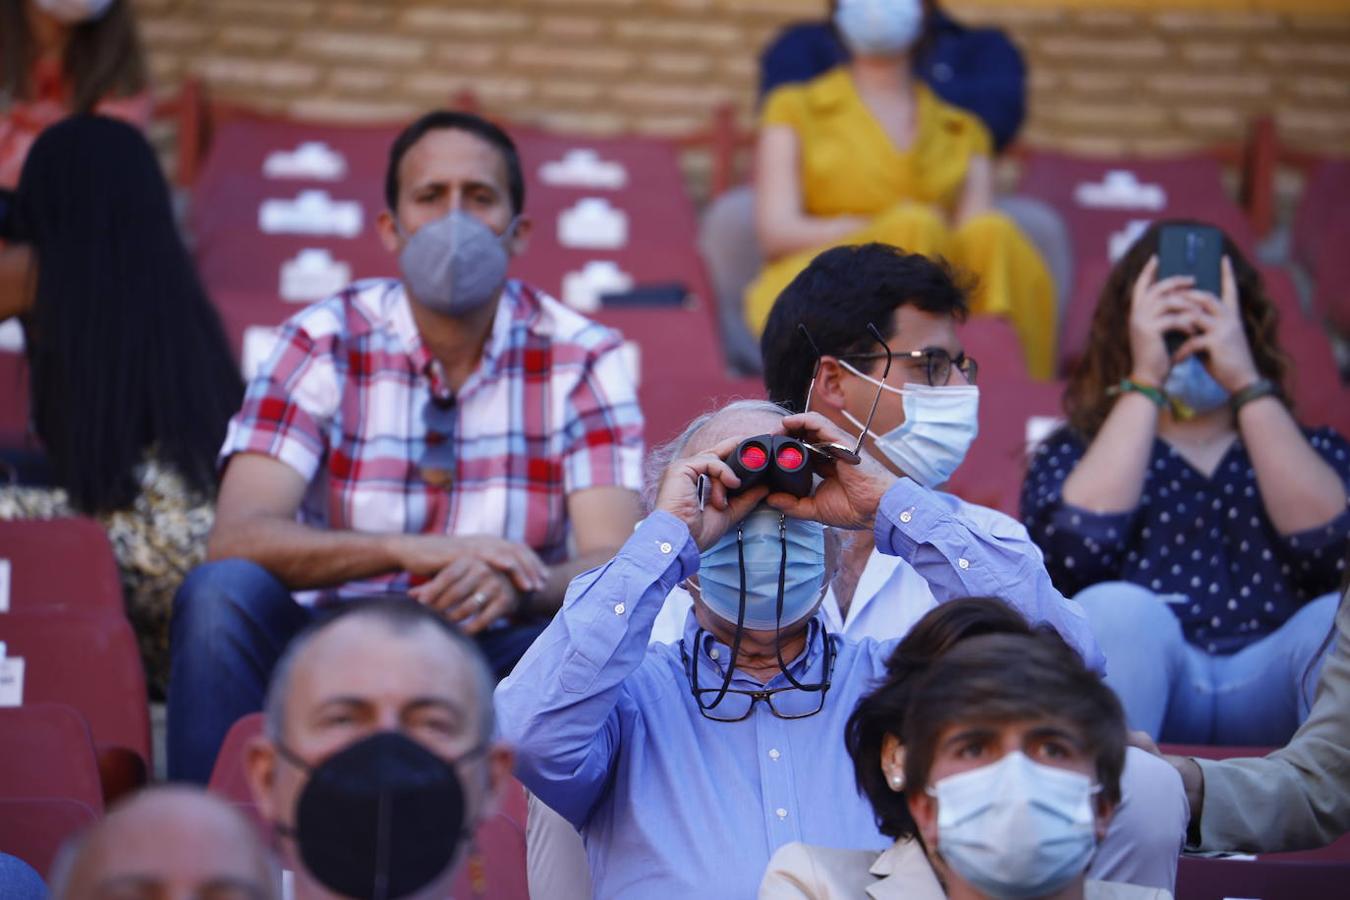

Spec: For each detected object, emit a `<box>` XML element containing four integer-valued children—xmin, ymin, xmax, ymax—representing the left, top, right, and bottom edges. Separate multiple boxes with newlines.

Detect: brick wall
<box><xmin>135</xmin><ymin>0</ymin><xmax>1350</xmax><ymax>197</ymax></box>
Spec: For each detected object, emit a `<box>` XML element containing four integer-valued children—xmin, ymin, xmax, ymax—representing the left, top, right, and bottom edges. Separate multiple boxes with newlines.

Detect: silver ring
<box><xmin>471</xmin><ymin>591</ymin><xmax>487</xmax><ymax>609</ymax></box>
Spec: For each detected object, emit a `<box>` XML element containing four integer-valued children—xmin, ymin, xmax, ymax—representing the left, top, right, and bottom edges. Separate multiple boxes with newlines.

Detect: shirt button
<box><xmin>958</xmin><ymin>558</ymin><xmax>970</xmax><ymax>570</ymax></box>
<box><xmin>769</xmin><ymin>749</ymin><xmax>781</xmax><ymax>760</ymax></box>
<box><xmin>659</xmin><ymin>541</ymin><xmax>673</xmax><ymax>554</ymax></box>
<box><xmin>614</xmin><ymin>603</ymin><xmax>626</xmax><ymax>615</ymax></box>
<box><xmin>775</xmin><ymin>808</ymin><xmax>788</xmax><ymax>819</ymax></box>
<box><xmin>899</xmin><ymin>511</ymin><xmax>913</xmax><ymax>523</ymax></box>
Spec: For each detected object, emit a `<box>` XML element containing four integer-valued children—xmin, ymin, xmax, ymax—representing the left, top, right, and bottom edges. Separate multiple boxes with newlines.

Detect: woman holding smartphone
<box><xmin>1021</xmin><ymin>220</ymin><xmax>1349</xmax><ymax>746</ymax></box>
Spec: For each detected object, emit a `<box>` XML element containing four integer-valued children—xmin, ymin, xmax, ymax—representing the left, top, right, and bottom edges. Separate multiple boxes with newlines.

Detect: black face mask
<box><xmin>275</xmin><ymin>731</ymin><xmax>482</xmax><ymax>900</ymax></box>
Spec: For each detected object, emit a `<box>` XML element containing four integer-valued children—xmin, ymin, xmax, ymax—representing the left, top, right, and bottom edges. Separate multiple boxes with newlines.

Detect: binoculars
<box><xmin>725</xmin><ymin>434</ymin><xmax>814</xmax><ymax>498</ymax></box>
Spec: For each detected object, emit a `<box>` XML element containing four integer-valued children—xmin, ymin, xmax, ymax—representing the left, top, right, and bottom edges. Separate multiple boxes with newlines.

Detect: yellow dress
<box><xmin>746</xmin><ymin>68</ymin><xmax>1057</xmax><ymax>379</ymax></box>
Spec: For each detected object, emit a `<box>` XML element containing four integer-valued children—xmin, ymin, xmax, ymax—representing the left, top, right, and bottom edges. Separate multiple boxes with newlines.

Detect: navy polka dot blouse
<box><xmin>1021</xmin><ymin>426</ymin><xmax>1350</xmax><ymax>654</ymax></box>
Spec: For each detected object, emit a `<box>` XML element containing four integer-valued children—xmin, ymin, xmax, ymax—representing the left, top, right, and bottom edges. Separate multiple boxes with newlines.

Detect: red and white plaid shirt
<box><xmin>222</xmin><ymin>278</ymin><xmax>644</xmax><ymax>600</ymax></box>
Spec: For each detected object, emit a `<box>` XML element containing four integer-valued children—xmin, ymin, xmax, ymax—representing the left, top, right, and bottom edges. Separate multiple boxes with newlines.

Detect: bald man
<box><xmin>50</xmin><ymin>787</ymin><xmax>278</xmax><ymax>900</ymax></box>
<box><xmin>244</xmin><ymin>597</ymin><xmax>512</xmax><ymax>900</ymax></box>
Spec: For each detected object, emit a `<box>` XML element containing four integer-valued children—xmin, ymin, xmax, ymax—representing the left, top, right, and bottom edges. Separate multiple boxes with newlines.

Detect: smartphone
<box><xmin>601</xmin><ymin>282</ymin><xmax>688</xmax><ymax>308</ymax></box>
<box><xmin>1157</xmin><ymin>224</ymin><xmax>1223</xmax><ymax>355</ymax></box>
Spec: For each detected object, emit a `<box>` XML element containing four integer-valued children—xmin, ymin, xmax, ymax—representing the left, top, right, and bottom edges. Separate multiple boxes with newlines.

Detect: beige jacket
<box><xmin>758</xmin><ymin>839</ymin><xmax>1172</xmax><ymax>900</ymax></box>
<box><xmin>1196</xmin><ymin>590</ymin><xmax>1350</xmax><ymax>852</ymax></box>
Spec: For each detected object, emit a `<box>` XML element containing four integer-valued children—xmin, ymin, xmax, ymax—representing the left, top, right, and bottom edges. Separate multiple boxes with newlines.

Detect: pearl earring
<box><xmin>890</xmin><ymin>774</ymin><xmax>904</xmax><ymax>789</ymax></box>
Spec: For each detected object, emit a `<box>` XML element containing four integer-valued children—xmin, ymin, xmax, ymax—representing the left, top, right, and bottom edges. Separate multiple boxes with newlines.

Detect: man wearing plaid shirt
<box><xmin>166</xmin><ymin>111</ymin><xmax>645</xmax><ymax>782</ymax></box>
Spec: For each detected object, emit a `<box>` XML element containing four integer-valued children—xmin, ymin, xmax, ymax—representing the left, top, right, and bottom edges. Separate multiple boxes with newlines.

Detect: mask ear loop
<box><xmin>702</xmin><ymin>523</ymin><xmax>749</xmax><ymax>711</ymax></box>
<box><xmin>852</xmin><ymin>322</ymin><xmax>894</xmax><ymax>459</ymax></box>
<box><xmin>772</xmin><ymin>514</ymin><xmax>830</xmax><ymax>694</ymax></box>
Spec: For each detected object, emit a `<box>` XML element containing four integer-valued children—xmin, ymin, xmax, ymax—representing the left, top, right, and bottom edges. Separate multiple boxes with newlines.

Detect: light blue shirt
<box><xmin>496</xmin><ymin>480</ymin><xmax>1103</xmax><ymax>899</ymax></box>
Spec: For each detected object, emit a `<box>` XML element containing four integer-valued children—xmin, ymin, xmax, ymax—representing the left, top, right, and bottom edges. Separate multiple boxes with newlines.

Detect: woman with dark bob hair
<box><xmin>1021</xmin><ymin>220</ymin><xmax>1349</xmax><ymax>746</ymax></box>
<box><xmin>0</xmin><ymin>115</ymin><xmax>243</xmax><ymax>696</ymax></box>
<box><xmin>760</xmin><ymin>599</ymin><xmax>1164</xmax><ymax>899</ymax></box>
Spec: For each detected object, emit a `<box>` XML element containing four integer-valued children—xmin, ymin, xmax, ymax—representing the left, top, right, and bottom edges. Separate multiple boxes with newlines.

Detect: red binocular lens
<box><xmin>775</xmin><ymin>446</ymin><xmax>805</xmax><ymax>471</ymax></box>
<box><xmin>739</xmin><ymin>444</ymin><xmax>768</xmax><ymax>470</ymax></box>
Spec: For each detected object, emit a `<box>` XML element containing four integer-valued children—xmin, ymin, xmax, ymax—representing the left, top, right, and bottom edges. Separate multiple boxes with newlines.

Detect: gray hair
<box><xmin>641</xmin><ymin>398</ymin><xmax>789</xmax><ymax>511</ymax></box>
<box><xmin>263</xmin><ymin>597</ymin><xmax>497</xmax><ymax>744</ymax></box>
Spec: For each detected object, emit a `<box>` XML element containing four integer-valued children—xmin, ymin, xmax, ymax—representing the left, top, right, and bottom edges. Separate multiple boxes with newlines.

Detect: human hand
<box><xmin>764</xmin><ymin>413</ymin><xmax>898</xmax><ymax>530</ymax></box>
<box><xmin>1127</xmin><ymin>255</ymin><xmax>1200</xmax><ymax>386</ymax></box>
<box><xmin>654</xmin><ymin>435</ymin><xmax>770</xmax><ymax>551</ymax></box>
<box><xmin>443</xmin><ymin>568</ymin><xmax>524</xmax><ymax>634</ymax></box>
<box><xmin>397</xmin><ymin>534</ymin><xmax>548</xmax><ymax>595</ymax></box>
<box><xmin>1172</xmin><ymin>256</ymin><xmax>1260</xmax><ymax>393</ymax></box>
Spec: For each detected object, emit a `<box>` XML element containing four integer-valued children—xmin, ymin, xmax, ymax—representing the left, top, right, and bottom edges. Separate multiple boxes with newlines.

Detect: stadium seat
<box><xmin>0</xmin><ymin>611</ymin><xmax>151</xmax><ymax>775</ymax></box>
<box><xmin>1290</xmin><ymin>159</ymin><xmax>1350</xmax><ymax>335</ymax></box>
<box><xmin>207</xmin><ymin>712</ymin><xmax>263</xmax><ymax>805</ymax></box>
<box><xmin>958</xmin><ymin>315</ymin><xmax>1029</xmax><ymax>382</ymax></box>
<box><xmin>0</xmin><ymin>797</ymin><xmax>98</xmax><ymax>877</ymax></box>
<box><xmin>207</xmin><ymin>711</ymin><xmax>529</xmax><ymax>898</ymax></box>
<box><xmin>946</xmin><ymin>376</ymin><xmax>1064</xmax><ymax>517</ymax></box>
<box><xmin>0</xmin><ymin>703</ymin><xmax>103</xmax><ymax>812</ymax></box>
<box><xmin>450</xmin><ymin>775</ymin><xmax>529</xmax><ymax>900</ymax></box>
<box><xmin>0</xmin><ymin>348</ymin><xmax>27</xmax><ymax>452</ymax></box>
<box><xmin>0</xmin><ymin>518</ymin><xmax>123</xmax><ymax>616</ymax></box>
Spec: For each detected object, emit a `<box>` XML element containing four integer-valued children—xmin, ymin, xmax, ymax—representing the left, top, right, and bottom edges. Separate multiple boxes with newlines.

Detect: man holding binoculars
<box><xmin>497</xmin><ymin>387</ymin><xmax>1098</xmax><ymax>899</ymax></box>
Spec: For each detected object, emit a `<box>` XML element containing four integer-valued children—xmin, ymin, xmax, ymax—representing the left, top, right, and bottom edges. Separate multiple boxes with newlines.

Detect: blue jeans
<box><xmin>1076</xmin><ymin>581</ymin><xmax>1339</xmax><ymax>744</ymax></box>
<box><xmin>167</xmin><ymin>559</ymin><xmax>548</xmax><ymax>783</ymax></box>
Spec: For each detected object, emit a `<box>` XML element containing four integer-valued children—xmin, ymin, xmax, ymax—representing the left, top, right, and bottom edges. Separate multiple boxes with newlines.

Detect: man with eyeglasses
<box><xmin>167</xmin><ymin>110</ymin><xmax>644</xmax><ymax>783</ymax></box>
<box><xmin>496</xmin><ymin>397</ymin><xmax>1103</xmax><ymax>899</ymax></box>
<box><xmin>753</xmin><ymin>242</ymin><xmax>1187</xmax><ymax>892</ymax></box>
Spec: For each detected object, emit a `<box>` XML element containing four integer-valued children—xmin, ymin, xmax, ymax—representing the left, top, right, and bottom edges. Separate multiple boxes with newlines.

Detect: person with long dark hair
<box><xmin>0</xmin><ymin>115</ymin><xmax>242</xmax><ymax>697</ymax></box>
<box><xmin>0</xmin><ymin>0</ymin><xmax>150</xmax><ymax>187</ymax></box>
<box><xmin>1021</xmin><ymin>220</ymin><xmax>1350</xmax><ymax>746</ymax></box>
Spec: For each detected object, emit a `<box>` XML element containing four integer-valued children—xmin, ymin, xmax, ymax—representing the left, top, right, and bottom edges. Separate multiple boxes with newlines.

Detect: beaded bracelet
<box><xmin>1106</xmin><ymin>378</ymin><xmax>1166</xmax><ymax>409</ymax></box>
<box><xmin>1230</xmin><ymin>377</ymin><xmax>1278</xmax><ymax>413</ymax></box>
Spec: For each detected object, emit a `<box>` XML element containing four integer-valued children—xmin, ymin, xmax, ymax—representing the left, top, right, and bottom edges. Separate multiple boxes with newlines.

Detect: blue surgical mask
<box><xmin>838</xmin><ymin>361</ymin><xmax>980</xmax><ymax>488</ymax></box>
<box><xmin>834</xmin><ymin>0</ymin><xmax>924</xmax><ymax>57</ymax></box>
<box><xmin>697</xmin><ymin>507</ymin><xmax>826</xmax><ymax>631</ymax></box>
<box><xmin>930</xmin><ymin>751</ymin><xmax>1100</xmax><ymax>900</ymax></box>
<box><xmin>1164</xmin><ymin>356</ymin><xmax>1230</xmax><ymax>418</ymax></box>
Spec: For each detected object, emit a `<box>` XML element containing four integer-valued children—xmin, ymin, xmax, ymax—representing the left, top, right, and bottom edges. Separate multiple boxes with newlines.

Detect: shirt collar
<box><xmin>679</xmin><ymin>609</ymin><xmax>832</xmax><ymax>688</ymax></box>
<box><xmin>392</xmin><ymin>278</ymin><xmax>534</xmax><ymax>400</ymax></box>
<box><xmin>823</xmin><ymin>550</ymin><xmax>903</xmax><ymax>630</ymax></box>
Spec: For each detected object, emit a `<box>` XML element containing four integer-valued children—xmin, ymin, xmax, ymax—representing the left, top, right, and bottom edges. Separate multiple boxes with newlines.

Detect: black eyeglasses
<box><xmin>840</xmin><ymin>347</ymin><xmax>978</xmax><ymax>388</ymax></box>
<box><xmin>799</xmin><ymin>322</ymin><xmax>893</xmax><ymax>464</ymax></box>
<box><xmin>679</xmin><ymin>627</ymin><xmax>836</xmax><ymax>722</ymax></box>
<box><xmin>680</xmin><ymin>511</ymin><xmax>835</xmax><ymax>722</ymax></box>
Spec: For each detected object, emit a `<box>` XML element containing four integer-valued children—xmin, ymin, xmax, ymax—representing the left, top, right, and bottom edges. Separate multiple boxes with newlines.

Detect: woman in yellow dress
<box><xmin>748</xmin><ymin>0</ymin><xmax>1057</xmax><ymax>379</ymax></box>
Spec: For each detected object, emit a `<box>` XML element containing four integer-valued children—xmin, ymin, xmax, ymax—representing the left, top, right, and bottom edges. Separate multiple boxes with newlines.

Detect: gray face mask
<box><xmin>398</xmin><ymin>209</ymin><xmax>516</xmax><ymax>316</ymax></box>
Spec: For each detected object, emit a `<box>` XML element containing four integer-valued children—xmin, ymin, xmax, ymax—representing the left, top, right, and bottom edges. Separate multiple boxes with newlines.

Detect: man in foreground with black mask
<box><xmin>245</xmin><ymin>598</ymin><xmax>511</xmax><ymax>900</ymax></box>
<box><xmin>497</xmin><ymin>402</ymin><xmax>1105</xmax><ymax>899</ymax></box>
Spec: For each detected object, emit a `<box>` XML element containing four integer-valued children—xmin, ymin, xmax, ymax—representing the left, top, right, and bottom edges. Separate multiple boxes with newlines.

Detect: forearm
<box><xmin>757</xmin><ymin>211</ymin><xmax>868</xmax><ymax>260</ymax></box>
<box><xmin>875</xmin><ymin>481</ymin><xmax>1105</xmax><ymax>672</ymax></box>
<box><xmin>1061</xmin><ymin>393</ymin><xmax>1159</xmax><ymax>513</ymax></box>
<box><xmin>1240</xmin><ymin>397</ymin><xmax>1348</xmax><ymax>534</ymax></box>
<box><xmin>206</xmin><ymin>516</ymin><xmax>403</xmax><ymax>590</ymax></box>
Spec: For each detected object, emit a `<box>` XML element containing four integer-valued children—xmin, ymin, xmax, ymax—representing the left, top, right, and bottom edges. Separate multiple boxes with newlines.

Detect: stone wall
<box><xmin>133</xmin><ymin>0</ymin><xmax>1350</xmax><ymax>198</ymax></box>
